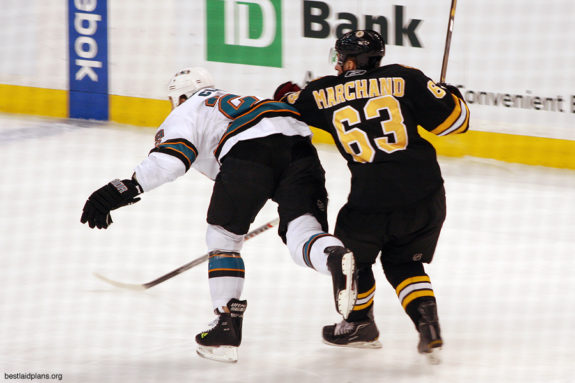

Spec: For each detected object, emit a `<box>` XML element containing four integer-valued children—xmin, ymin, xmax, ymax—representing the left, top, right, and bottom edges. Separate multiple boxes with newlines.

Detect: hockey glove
<box><xmin>81</xmin><ymin>178</ymin><xmax>143</xmax><ymax>229</ymax></box>
<box><xmin>437</xmin><ymin>83</ymin><xmax>463</xmax><ymax>99</ymax></box>
<box><xmin>273</xmin><ymin>81</ymin><xmax>301</xmax><ymax>101</ymax></box>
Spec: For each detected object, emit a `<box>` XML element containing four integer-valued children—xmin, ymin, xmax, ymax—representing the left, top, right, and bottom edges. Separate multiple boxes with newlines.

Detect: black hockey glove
<box><xmin>273</xmin><ymin>81</ymin><xmax>301</xmax><ymax>101</ymax></box>
<box><xmin>81</xmin><ymin>178</ymin><xmax>143</xmax><ymax>229</ymax></box>
<box><xmin>437</xmin><ymin>82</ymin><xmax>463</xmax><ymax>99</ymax></box>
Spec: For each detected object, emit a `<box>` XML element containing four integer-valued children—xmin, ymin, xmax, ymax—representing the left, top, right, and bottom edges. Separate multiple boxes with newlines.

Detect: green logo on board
<box><xmin>206</xmin><ymin>0</ymin><xmax>282</xmax><ymax>67</ymax></box>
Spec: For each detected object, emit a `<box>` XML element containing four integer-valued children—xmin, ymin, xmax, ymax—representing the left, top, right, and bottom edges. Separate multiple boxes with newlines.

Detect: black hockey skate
<box><xmin>322</xmin><ymin>310</ymin><xmax>382</xmax><ymax>349</ymax></box>
<box><xmin>195</xmin><ymin>298</ymin><xmax>247</xmax><ymax>363</ymax></box>
<box><xmin>417</xmin><ymin>301</ymin><xmax>443</xmax><ymax>364</ymax></box>
<box><xmin>325</xmin><ymin>246</ymin><xmax>358</xmax><ymax>319</ymax></box>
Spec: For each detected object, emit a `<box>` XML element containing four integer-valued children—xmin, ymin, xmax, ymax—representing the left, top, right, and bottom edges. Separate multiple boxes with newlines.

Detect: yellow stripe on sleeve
<box><xmin>431</xmin><ymin>94</ymin><xmax>463</xmax><ymax>135</ymax></box>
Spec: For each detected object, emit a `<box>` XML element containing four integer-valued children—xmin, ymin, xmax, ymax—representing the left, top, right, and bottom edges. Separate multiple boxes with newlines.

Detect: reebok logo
<box><xmin>206</xmin><ymin>0</ymin><xmax>282</xmax><ymax>67</ymax></box>
<box><xmin>68</xmin><ymin>0</ymin><xmax>109</xmax><ymax>120</ymax></box>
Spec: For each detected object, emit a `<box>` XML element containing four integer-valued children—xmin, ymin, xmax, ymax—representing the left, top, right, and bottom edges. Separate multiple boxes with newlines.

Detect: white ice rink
<box><xmin>1</xmin><ymin>113</ymin><xmax>574</xmax><ymax>383</ymax></box>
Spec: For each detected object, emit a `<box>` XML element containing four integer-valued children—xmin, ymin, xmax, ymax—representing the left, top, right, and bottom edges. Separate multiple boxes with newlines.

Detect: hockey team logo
<box><xmin>206</xmin><ymin>0</ymin><xmax>282</xmax><ymax>67</ymax></box>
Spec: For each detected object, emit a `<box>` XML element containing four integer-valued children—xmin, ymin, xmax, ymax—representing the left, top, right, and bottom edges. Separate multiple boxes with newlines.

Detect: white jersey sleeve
<box><xmin>134</xmin><ymin>89</ymin><xmax>228</xmax><ymax>190</ymax></box>
<box><xmin>134</xmin><ymin>152</ymin><xmax>186</xmax><ymax>192</ymax></box>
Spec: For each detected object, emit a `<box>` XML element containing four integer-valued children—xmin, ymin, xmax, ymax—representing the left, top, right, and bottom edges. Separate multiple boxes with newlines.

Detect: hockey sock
<box><xmin>208</xmin><ymin>251</ymin><xmax>245</xmax><ymax>310</ymax></box>
<box><xmin>301</xmin><ymin>233</ymin><xmax>344</xmax><ymax>274</ymax></box>
<box><xmin>382</xmin><ymin>261</ymin><xmax>437</xmax><ymax>328</ymax></box>
<box><xmin>286</xmin><ymin>214</ymin><xmax>344</xmax><ymax>274</ymax></box>
<box><xmin>347</xmin><ymin>266</ymin><xmax>376</xmax><ymax>322</ymax></box>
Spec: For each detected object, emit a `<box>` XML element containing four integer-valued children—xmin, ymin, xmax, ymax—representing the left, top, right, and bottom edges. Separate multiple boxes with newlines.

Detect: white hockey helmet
<box><xmin>167</xmin><ymin>67</ymin><xmax>214</xmax><ymax>108</ymax></box>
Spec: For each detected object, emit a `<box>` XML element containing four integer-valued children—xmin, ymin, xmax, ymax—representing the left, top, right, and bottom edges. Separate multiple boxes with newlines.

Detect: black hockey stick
<box><xmin>93</xmin><ymin>218</ymin><xmax>280</xmax><ymax>291</ymax></box>
<box><xmin>440</xmin><ymin>0</ymin><xmax>458</xmax><ymax>82</ymax></box>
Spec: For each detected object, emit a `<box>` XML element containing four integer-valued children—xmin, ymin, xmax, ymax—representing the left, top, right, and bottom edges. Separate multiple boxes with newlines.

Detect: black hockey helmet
<box><xmin>332</xmin><ymin>30</ymin><xmax>385</xmax><ymax>70</ymax></box>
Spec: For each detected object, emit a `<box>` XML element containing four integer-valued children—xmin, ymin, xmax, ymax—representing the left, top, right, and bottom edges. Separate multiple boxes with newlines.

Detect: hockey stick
<box><xmin>440</xmin><ymin>0</ymin><xmax>458</xmax><ymax>82</ymax></box>
<box><xmin>93</xmin><ymin>218</ymin><xmax>280</xmax><ymax>291</ymax></box>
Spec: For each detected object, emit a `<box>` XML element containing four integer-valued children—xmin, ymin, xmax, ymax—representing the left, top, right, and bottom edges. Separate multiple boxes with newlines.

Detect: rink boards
<box><xmin>1</xmin><ymin>82</ymin><xmax>573</xmax><ymax>170</ymax></box>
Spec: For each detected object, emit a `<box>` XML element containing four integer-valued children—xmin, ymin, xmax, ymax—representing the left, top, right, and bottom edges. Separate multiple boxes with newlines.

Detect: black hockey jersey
<box><xmin>283</xmin><ymin>64</ymin><xmax>470</xmax><ymax>209</ymax></box>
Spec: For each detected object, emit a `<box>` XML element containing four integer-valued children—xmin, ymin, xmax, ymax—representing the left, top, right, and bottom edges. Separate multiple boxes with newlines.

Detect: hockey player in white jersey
<box><xmin>81</xmin><ymin>67</ymin><xmax>358</xmax><ymax>363</ymax></box>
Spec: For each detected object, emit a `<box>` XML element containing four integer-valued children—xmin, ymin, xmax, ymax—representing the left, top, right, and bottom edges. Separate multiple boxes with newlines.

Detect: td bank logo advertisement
<box><xmin>205</xmin><ymin>1</ymin><xmax>425</xmax><ymax>68</ymax></box>
<box><xmin>206</xmin><ymin>0</ymin><xmax>282</xmax><ymax>68</ymax></box>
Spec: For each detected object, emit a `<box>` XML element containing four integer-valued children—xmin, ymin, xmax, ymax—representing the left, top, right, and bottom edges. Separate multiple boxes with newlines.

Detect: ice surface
<box><xmin>1</xmin><ymin>114</ymin><xmax>574</xmax><ymax>383</ymax></box>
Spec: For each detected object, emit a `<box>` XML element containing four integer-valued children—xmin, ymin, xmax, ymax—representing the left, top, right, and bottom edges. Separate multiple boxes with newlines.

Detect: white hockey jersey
<box><xmin>134</xmin><ymin>88</ymin><xmax>312</xmax><ymax>192</ymax></box>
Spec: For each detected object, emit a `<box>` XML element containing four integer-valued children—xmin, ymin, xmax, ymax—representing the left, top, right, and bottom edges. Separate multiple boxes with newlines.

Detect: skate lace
<box><xmin>334</xmin><ymin>320</ymin><xmax>356</xmax><ymax>336</ymax></box>
<box><xmin>202</xmin><ymin>316</ymin><xmax>220</xmax><ymax>333</ymax></box>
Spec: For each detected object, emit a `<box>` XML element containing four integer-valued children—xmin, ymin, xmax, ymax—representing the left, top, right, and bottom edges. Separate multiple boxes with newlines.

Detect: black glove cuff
<box><xmin>91</xmin><ymin>178</ymin><xmax>142</xmax><ymax>212</ymax></box>
<box><xmin>110</xmin><ymin>178</ymin><xmax>143</xmax><ymax>197</ymax></box>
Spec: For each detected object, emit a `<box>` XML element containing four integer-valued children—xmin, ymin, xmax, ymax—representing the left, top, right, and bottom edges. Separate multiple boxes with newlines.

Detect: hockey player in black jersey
<box><xmin>275</xmin><ymin>29</ymin><xmax>470</xmax><ymax>363</ymax></box>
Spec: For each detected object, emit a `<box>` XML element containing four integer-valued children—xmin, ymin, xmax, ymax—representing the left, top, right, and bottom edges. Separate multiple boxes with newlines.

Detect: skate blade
<box><xmin>337</xmin><ymin>252</ymin><xmax>357</xmax><ymax>319</ymax></box>
<box><xmin>196</xmin><ymin>345</ymin><xmax>238</xmax><ymax>363</ymax></box>
<box><xmin>323</xmin><ymin>339</ymin><xmax>382</xmax><ymax>349</ymax></box>
<box><xmin>424</xmin><ymin>347</ymin><xmax>442</xmax><ymax>365</ymax></box>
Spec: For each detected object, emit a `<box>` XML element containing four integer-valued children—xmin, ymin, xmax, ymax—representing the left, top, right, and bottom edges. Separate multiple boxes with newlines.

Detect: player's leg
<box><xmin>197</xmin><ymin>143</ymin><xmax>275</xmax><ymax>362</ymax></box>
<box><xmin>285</xmin><ymin>213</ymin><xmax>357</xmax><ymax>319</ymax></box>
<box><xmin>196</xmin><ymin>224</ymin><xmax>248</xmax><ymax>363</ymax></box>
<box><xmin>381</xmin><ymin>186</ymin><xmax>446</xmax><ymax>362</ymax></box>
<box><xmin>205</xmin><ymin>225</ymin><xmax>246</xmax><ymax>311</ymax></box>
<box><xmin>285</xmin><ymin>214</ymin><xmax>340</xmax><ymax>275</ymax></box>
<box><xmin>321</xmin><ymin>204</ymin><xmax>383</xmax><ymax>348</ymax></box>
<box><xmin>382</xmin><ymin>260</ymin><xmax>442</xmax><ymax>363</ymax></box>
<box><xmin>274</xmin><ymin>136</ymin><xmax>358</xmax><ymax>319</ymax></box>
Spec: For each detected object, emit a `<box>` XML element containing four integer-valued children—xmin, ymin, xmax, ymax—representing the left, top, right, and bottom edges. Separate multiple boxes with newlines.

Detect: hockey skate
<box><xmin>325</xmin><ymin>246</ymin><xmax>358</xmax><ymax>319</ymax></box>
<box><xmin>322</xmin><ymin>310</ymin><xmax>382</xmax><ymax>349</ymax></box>
<box><xmin>195</xmin><ymin>298</ymin><xmax>247</xmax><ymax>363</ymax></box>
<box><xmin>417</xmin><ymin>301</ymin><xmax>443</xmax><ymax>365</ymax></box>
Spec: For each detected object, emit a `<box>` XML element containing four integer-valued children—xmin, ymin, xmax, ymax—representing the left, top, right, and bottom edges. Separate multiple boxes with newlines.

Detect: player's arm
<box><xmin>409</xmin><ymin>69</ymin><xmax>470</xmax><ymax>136</ymax></box>
<box><xmin>273</xmin><ymin>81</ymin><xmax>326</xmax><ymax>132</ymax></box>
<box><xmin>81</xmin><ymin>114</ymin><xmax>197</xmax><ymax>229</ymax></box>
<box><xmin>134</xmin><ymin>114</ymin><xmax>197</xmax><ymax>193</ymax></box>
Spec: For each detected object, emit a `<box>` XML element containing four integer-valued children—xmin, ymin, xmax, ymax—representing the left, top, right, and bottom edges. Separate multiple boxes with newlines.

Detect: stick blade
<box><xmin>92</xmin><ymin>272</ymin><xmax>147</xmax><ymax>291</ymax></box>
